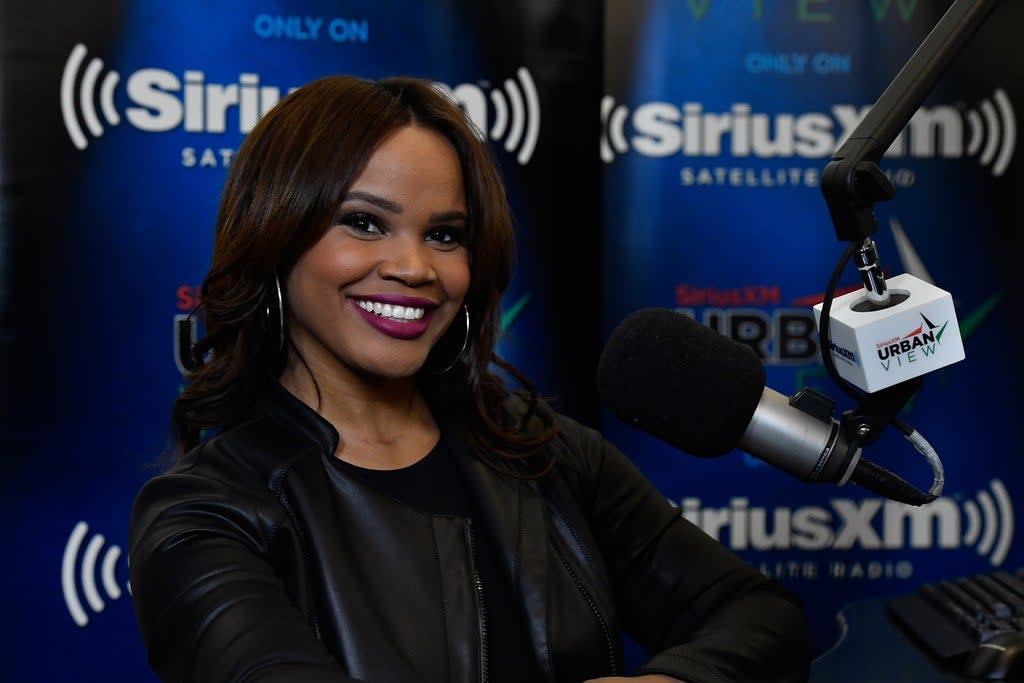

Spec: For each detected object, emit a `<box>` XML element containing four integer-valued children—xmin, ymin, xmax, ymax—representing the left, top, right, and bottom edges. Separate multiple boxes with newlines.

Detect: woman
<box><xmin>129</xmin><ymin>74</ymin><xmax>811</xmax><ymax>683</ymax></box>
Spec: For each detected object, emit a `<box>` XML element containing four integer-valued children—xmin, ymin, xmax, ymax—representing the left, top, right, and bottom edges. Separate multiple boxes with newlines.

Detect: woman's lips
<box><xmin>349</xmin><ymin>296</ymin><xmax>437</xmax><ymax>340</ymax></box>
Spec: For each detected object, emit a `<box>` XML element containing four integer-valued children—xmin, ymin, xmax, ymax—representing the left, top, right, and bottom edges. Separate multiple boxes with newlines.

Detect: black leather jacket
<box><xmin>129</xmin><ymin>384</ymin><xmax>810</xmax><ymax>683</ymax></box>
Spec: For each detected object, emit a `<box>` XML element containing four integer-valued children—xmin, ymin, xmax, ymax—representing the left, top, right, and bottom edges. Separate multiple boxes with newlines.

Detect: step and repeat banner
<box><xmin>1</xmin><ymin>0</ymin><xmax>1020</xmax><ymax>679</ymax></box>
<box><xmin>601</xmin><ymin>0</ymin><xmax>1023</xmax><ymax>661</ymax></box>
<box><xmin>0</xmin><ymin>2</ymin><xmax>602</xmax><ymax>680</ymax></box>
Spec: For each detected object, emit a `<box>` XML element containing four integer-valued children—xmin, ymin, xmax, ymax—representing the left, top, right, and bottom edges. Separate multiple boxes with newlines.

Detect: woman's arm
<box><xmin>557</xmin><ymin>415</ymin><xmax>811</xmax><ymax>683</ymax></box>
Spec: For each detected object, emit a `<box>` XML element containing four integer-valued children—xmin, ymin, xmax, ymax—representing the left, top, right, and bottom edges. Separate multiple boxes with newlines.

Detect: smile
<box><xmin>355</xmin><ymin>300</ymin><xmax>426</xmax><ymax>322</ymax></box>
<box><xmin>350</xmin><ymin>297</ymin><xmax>436</xmax><ymax>341</ymax></box>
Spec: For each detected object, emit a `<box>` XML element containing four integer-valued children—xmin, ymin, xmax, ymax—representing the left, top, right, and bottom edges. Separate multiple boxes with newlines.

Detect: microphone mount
<box><xmin>816</xmin><ymin>0</ymin><xmax>1000</xmax><ymax>503</ymax></box>
<box><xmin>853</xmin><ymin>238</ymin><xmax>891</xmax><ymax>307</ymax></box>
<box><xmin>840</xmin><ymin>376</ymin><xmax>922</xmax><ymax>448</ymax></box>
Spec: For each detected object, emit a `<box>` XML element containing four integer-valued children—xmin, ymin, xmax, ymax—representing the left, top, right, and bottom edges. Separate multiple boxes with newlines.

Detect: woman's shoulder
<box><xmin>127</xmin><ymin>418</ymin><xmax>316</xmax><ymax>601</ymax></box>
<box><xmin>172</xmin><ymin>415</ymin><xmax>318</xmax><ymax>483</ymax></box>
<box><xmin>132</xmin><ymin>415</ymin><xmax>323</xmax><ymax>531</ymax></box>
<box><xmin>499</xmin><ymin>391</ymin><xmax>613</xmax><ymax>471</ymax></box>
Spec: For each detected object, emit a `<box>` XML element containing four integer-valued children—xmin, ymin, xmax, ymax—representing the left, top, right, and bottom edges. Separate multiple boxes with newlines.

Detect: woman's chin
<box><xmin>355</xmin><ymin>358</ymin><xmax>430</xmax><ymax>382</ymax></box>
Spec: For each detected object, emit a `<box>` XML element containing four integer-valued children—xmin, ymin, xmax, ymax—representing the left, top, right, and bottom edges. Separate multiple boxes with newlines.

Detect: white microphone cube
<box><xmin>812</xmin><ymin>273</ymin><xmax>965</xmax><ymax>393</ymax></box>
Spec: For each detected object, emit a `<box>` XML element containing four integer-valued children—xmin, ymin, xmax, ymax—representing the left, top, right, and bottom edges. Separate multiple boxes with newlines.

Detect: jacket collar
<box><xmin>258</xmin><ymin>380</ymin><xmax>341</xmax><ymax>455</ymax></box>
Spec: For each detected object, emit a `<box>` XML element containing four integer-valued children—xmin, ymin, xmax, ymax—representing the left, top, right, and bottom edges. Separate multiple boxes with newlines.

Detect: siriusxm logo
<box><xmin>60</xmin><ymin>44</ymin><xmax>540</xmax><ymax>165</ymax></box>
<box><xmin>681</xmin><ymin>479</ymin><xmax>1014</xmax><ymax>565</ymax></box>
<box><xmin>829</xmin><ymin>340</ymin><xmax>859</xmax><ymax>367</ymax></box>
<box><xmin>61</xmin><ymin>521</ymin><xmax>131</xmax><ymax>627</ymax></box>
<box><xmin>601</xmin><ymin>91</ymin><xmax>1016</xmax><ymax>176</ymax></box>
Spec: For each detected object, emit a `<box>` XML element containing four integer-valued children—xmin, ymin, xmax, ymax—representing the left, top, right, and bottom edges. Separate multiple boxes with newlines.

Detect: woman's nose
<box><xmin>377</xmin><ymin>236</ymin><xmax>437</xmax><ymax>285</ymax></box>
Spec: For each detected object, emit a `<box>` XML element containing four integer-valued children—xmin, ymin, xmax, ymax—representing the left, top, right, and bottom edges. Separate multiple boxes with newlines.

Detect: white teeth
<box><xmin>356</xmin><ymin>300</ymin><xmax>426</xmax><ymax>322</ymax></box>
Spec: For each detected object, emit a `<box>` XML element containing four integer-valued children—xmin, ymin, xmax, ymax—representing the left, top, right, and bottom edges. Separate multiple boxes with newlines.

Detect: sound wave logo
<box><xmin>600</xmin><ymin>95</ymin><xmax>629</xmax><ymax>163</ymax></box>
<box><xmin>964</xmin><ymin>90</ymin><xmax>1016</xmax><ymax>177</ymax></box>
<box><xmin>485</xmin><ymin>68</ymin><xmax>540</xmax><ymax>165</ymax></box>
<box><xmin>600</xmin><ymin>90</ymin><xmax>1016</xmax><ymax>176</ymax></box>
<box><xmin>961</xmin><ymin>479</ymin><xmax>1014</xmax><ymax>566</ymax></box>
<box><xmin>60</xmin><ymin>44</ymin><xmax>121</xmax><ymax>150</ymax></box>
<box><xmin>61</xmin><ymin>521</ymin><xmax>131</xmax><ymax>627</ymax></box>
<box><xmin>435</xmin><ymin>68</ymin><xmax>540</xmax><ymax>165</ymax></box>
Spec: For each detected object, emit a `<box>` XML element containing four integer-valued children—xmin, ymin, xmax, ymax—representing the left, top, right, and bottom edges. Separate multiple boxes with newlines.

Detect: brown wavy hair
<box><xmin>171</xmin><ymin>74</ymin><xmax>557</xmax><ymax>471</ymax></box>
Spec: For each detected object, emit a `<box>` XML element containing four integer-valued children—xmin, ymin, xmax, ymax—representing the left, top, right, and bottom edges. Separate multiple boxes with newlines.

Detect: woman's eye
<box><xmin>339</xmin><ymin>212</ymin><xmax>383</xmax><ymax>236</ymax></box>
<box><xmin>426</xmin><ymin>226</ymin><xmax>467</xmax><ymax>247</ymax></box>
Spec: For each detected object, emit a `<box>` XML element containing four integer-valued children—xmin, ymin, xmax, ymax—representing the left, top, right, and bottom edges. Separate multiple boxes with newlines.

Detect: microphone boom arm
<box><xmin>820</xmin><ymin>0</ymin><xmax>1001</xmax><ymax>243</ymax></box>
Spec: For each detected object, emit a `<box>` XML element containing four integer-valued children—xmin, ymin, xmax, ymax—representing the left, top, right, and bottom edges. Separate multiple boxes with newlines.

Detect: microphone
<box><xmin>596</xmin><ymin>307</ymin><xmax>937</xmax><ymax>504</ymax></box>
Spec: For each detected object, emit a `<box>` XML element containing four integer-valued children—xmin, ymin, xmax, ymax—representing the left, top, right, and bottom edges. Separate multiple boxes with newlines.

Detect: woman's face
<box><xmin>284</xmin><ymin>125</ymin><xmax>471</xmax><ymax>382</ymax></box>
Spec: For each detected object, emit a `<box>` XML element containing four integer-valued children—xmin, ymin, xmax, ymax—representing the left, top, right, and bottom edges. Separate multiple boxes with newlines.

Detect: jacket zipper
<box><xmin>547</xmin><ymin>503</ymin><xmax>618</xmax><ymax>675</ymax></box>
<box><xmin>466</xmin><ymin>519</ymin><xmax>489</xmax><ymax>683</ymax></box>
<box><xmin>550</xmin><ymin>502</ymin><xmax>604</xmax><ymax>585</ymax></box>
<box><xmin>551</xmin><ymin>541</ymin><xmax>618</xmax><ymax>676</ymax></box>
<box><xmin>275</xmin><ymin>488</ymin><xmax>321</xmax><ymax>639</ymax></box>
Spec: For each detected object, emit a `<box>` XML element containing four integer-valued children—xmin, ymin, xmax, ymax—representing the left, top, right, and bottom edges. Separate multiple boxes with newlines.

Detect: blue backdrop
<box><xmin>1</xmin><ymin>2</ymin><xmax>600</xmax><ymax>679</ymax></box>
<box><xmin>1</xmin><ymin>0</ymin><xmax>1020</xmax><ymax>679</ymax></box>
<box><xmin>602</xmin><ymin>0</ymin><xmax>1022</xmax><ymax>659</ymax></box>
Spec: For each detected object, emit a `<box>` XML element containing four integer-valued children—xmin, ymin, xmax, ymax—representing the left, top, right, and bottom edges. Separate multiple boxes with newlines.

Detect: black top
<box><xmin>331</xmin><ymin>440</ymin><xmax>542</xmax><ymax>682</ymax></box>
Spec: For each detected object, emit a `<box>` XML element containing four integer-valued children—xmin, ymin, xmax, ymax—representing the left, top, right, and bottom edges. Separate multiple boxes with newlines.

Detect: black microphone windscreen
<box><xmin>596</xmin><ymin>308</ymin><xmax>767</xmax><ymax>457</ymax></box>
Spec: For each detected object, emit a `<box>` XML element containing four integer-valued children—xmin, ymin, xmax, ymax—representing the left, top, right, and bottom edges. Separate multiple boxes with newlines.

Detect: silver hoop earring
<box><xmin>435</xmin><ymin>305</ymin><xmax>470</xmax><ymax>374</ymax></box>
<box><xmin>274</xmin><ymin>275</ymin><xmax>285</xmax><ymax>352</ymax></box>
<box><xmin>264</xmin><ymin>275</ymin><xmax>285</xmax><ymax>353</ymax></box>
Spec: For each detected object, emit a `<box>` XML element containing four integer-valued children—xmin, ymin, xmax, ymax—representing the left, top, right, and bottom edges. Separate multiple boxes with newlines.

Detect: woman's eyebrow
<box><xmin>344</xmin><ymin>191</ymin><xmax>467</xmax><ymax>223</ymax></box>
<box><xmin>343</xmin><ymin>191</ymin><xmax>402</xmax><ymax>213</ymax></box>
<box><xmin>429</xmin><ymin>210</ymin><xmax>469</xmax><ymax>223</ymax></box>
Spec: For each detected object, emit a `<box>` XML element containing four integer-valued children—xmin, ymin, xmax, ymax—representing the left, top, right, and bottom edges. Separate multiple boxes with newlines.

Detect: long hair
<box><xmin>171</xmin><ymin>74</ymin><xmax>556</xmax><ymax>471</ymax></box>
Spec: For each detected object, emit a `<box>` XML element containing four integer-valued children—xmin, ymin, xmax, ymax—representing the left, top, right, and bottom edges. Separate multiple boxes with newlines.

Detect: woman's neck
<box><xmin>278</xmin><ymin>356</ymin><xmax>439</xmax><ymax>470</ymax></box>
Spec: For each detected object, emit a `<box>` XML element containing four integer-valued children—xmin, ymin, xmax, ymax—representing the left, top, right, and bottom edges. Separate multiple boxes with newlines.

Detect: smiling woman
<box><xmin>127</xmin><ymin>74</ymin><xmax>812</xmax><ymax>683</ymax></box>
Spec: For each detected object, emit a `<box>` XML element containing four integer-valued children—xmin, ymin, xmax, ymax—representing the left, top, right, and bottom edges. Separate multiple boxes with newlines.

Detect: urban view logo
<box><xmin>829</xmin><ymin>311</ymin><xmax>955</xmax><ymax>374</ymax></box>
<box><xmin>61</xmin><ymin>521</ymin><xmax>131</xmax><ymax>627</ymax></box>
<box><xmin>601</xmin><ymin>90</ymin><xmax>1017</xmax><ymax>176</ymax></box>
<box><xmin>60</xmin><ymin>43</ymin><xmax>540</xmax><ymax>165</ymax></box>
<box><xmin>682</xmin><ymin>478</ymin><xmax>1014</xmax><ymax>566</ymax></box>
<box><xmin>876</xmin><ymin>312</ymin><xmax>950</xmax><ymax>366</ymax></box>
